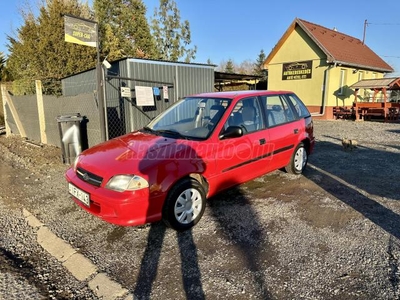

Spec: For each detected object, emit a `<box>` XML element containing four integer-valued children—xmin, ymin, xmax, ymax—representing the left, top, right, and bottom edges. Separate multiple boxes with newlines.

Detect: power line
<box><xmin>367</xmin><ymin>22</ymin><xmax>400</xmax><ymax>26</ymax></box>
<box><xmin>381</xmin><ymin>55</ymin><xmax>400</xmax><ymax>59</ymax></box>
<box><xmin>363</xmin><ymin>19</ymin><xmax>400</xmax><ymax>44</ymax></box>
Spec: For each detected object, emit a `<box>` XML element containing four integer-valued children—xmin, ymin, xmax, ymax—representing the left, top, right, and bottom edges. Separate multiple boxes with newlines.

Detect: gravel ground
<box><xmin>0</xmin><ymin>119</ymin><xmax>400</xmax><ymax>299</ymax></box>
<box><xmin>0</xmin><ymin>162</ymin><xmax>98</xmax><ymax>299</ymax></box>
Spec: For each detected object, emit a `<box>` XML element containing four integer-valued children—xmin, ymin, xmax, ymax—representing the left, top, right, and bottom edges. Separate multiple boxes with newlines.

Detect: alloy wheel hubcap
<box><xmin>174</xmin><ymin>188</ymin><xmax>203</xmax><ymax>224</ymax></box>
<box><xmin>294</xmin><ymin>147</ymin><xmax>307</xmax><ymax>171</ymax></box>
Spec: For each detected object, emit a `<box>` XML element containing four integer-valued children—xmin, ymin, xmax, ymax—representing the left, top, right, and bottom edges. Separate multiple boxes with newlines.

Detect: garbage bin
<box><xmin>57</xmin><ymin>113</ymin><xmax>83</xmax><ymax>164</ymax></box>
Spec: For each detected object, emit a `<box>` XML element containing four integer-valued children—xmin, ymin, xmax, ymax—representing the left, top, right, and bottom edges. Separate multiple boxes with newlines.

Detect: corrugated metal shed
<box><xmin>61</xmin><ymin>58</ymin><xmax>215</xmax><ymax>139</ymax></box>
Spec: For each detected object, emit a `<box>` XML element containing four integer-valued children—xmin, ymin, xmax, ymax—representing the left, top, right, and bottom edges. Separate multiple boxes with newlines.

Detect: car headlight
<box><xmin>105</xmin><ymin>175</ymin><xmax>149</xmax><ymax>192</ymax></box>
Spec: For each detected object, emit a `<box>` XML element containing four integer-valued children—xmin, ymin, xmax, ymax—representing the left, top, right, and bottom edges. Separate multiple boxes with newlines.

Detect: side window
<box><xmin>282</xmin><ymin>98</ymin><xmax>296</xmax><ymax>122</ymax></box>
<box><xmin>262</xmin><ymin>95</ymin><xmax>288</xmax><ymax>127</ymax></box>
<box><xmin>286</xmin><ymin>94</ymin><xmax>310</xmax><ymax>118</ymax></box>
<box><xmin>225</xmin><ymin>97</ymin><xmax>264</xmax><ymax>133</ymax></box>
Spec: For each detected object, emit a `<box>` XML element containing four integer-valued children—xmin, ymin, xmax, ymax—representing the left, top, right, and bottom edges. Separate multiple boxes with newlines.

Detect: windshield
<box><xmin>145</xmin><ymin>97</ymin><xmax>231</xmax><ymax>140</ymax></box>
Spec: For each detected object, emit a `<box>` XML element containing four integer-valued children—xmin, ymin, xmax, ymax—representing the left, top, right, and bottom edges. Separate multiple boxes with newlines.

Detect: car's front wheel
<box><xmin>162</xmin><ymin>178</ymin><xmax>206</xmax><ymax>231</ymax></box>
<box><xmin>285</xmin><ymin>142</ymin><xmax>308</xmax><ymax>174</ymax></box>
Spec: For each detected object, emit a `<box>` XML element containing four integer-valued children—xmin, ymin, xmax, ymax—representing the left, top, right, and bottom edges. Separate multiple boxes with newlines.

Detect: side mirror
<box><xmin>219</xmin><ymin>126</ymin><xmax>243</xmax><ymax>140</ymax></box>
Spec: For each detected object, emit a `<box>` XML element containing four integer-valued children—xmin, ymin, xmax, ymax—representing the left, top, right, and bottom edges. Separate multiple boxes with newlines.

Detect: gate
<box><xmin>104</xmin><ymin>75</ymin><xmax>175</xmax><ymax>139</ymax></box>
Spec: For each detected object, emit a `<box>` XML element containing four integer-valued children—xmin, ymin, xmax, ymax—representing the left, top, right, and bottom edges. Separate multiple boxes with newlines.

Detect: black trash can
<box><xmin>57</xmin><ymin>113</ymin><xmax>83</xmax><ymax>164</ymax></box>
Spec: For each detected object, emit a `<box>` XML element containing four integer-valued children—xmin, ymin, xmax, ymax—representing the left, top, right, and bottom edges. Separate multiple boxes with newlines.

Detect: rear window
<box><xmin>286</xmin><ymin>94</ymin><xmax>310</xmax><ymax>118</ymax></box>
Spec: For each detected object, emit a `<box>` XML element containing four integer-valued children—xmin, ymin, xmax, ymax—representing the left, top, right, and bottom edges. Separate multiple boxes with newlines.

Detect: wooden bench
<box><xmin>363</xmin><ymin>108</ymin><xmax>385</xmax><ymax>121</ymax></box>
<box><xmin>333</xmin><ymin>106</ymin><xmax>353</xmax><ymax>119</ymax></box>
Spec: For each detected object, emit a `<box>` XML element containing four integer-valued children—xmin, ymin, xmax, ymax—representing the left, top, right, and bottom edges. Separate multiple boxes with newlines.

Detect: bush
<box><xmin>12</xmin><ymin>79</ymin><xmax>36</xmax><ymax>95</ymax></box>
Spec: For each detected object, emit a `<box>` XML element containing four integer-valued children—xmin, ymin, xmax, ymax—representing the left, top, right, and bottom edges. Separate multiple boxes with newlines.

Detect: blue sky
<box><xmin>1</xmin><ymin>0</ymin><xmax>399</xmax><ymax>76</ymax></box>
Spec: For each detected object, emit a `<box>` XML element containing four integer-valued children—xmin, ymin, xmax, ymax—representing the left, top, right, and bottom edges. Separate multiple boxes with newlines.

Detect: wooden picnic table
<box><xmin>350</xmin><ymin>77</ymin><xmax>400</xmax><ymax>122</ymax></box>
<box><xmin>354</xmin><ymin>102</ymin><xmax>400</xmax><ymax>121</ymax></box>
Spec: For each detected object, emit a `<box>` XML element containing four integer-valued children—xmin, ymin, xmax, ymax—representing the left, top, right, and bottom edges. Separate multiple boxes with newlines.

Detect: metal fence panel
<box><xmin>43</xmin><ymin>94</ymin><xmax>101</xmax><ymax>148</ymax></box>
<box><xmin>62</xmin><ymin>69</ymin><xmax>97</xmax><ymax>96</ymax></box>
<box><xmin>4</xmin><ymin>103</ymin><xmax>17</xmax><ymax>134</ymax></box>
<box><xmin>10</xmin><ymin>95</ymin><xmax>41</xmax><ymax>141</ymax></box>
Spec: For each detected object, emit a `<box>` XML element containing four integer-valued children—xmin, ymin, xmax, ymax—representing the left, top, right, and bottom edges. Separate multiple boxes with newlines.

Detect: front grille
<box><xmin>76</xmin><ymin>167</ymin><xmax>103</xmax><ymax>187</ymax></box>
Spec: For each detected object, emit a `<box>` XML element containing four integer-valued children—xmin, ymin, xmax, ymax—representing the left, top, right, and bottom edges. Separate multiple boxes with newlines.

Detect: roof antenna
<box><xmin>362</xmin><ymin>19</ymin><xmax>368</xmax><ymax>44</ymax></box>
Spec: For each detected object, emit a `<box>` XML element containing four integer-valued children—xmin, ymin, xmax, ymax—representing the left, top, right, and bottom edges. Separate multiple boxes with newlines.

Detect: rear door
<box><xmin>261</xmin><ymin>94</ymin><xmax>303</xmax><ymax>170</ymax></box>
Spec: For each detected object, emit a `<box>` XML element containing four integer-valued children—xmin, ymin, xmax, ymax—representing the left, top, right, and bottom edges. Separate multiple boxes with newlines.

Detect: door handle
<box><xmin>294</xmin><ymin>129</ymin><xmax>299</xmax><ymax>134</ymax></box>
<box><xmin>259</xmin><ymin>138</ymin><xmax>266</xmax><ymax>145</ymax></box>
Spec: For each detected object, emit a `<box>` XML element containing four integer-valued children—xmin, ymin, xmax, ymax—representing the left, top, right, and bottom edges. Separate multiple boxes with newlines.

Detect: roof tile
<box><xmin>297</xmin><ymin>19</ymin><xmax>393</xmax><ymax>72</ymax></box>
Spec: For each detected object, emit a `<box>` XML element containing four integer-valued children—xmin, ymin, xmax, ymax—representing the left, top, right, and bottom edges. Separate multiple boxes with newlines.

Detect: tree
<box><xmin>151</xmin><ymin>0</ymin><xmax>197</xmax><ymax>62</ymax></box>
<box><xmin>0</xmin><ymin>53</ymin><xmax>4</xmax><ymax>78</ymax></box>
<box><xmin>6</xmin><ymin>12</ymin><xmax>37</xmax><ymax>82</ymax></box>
<box><xmin>225</xmin><ymin>59</ymin><xmax>235</xmax><ymax>73</ymax></box>
<box><xmin>254</xmin><ymin>49</ymin><xmax>267</xmax><ymax>77</ymax></box>
<box><xmin>6</xmin><ymin>0</ymin><xmax>97</xmax><ymax>94</ymax></box>
<box><xmin>237</xmin><ymin>59</ymin><xmax>255</xmax><ymax>75</ymax></box>
<box><xmin>94</xmin><ymin>0</ymin><xmax>156</xmax><ymax>60</ymax></box>
<box><xmin>0</xmin><ymin>52</ymin><xmax>9</xmax><ymax>81</ymax></box>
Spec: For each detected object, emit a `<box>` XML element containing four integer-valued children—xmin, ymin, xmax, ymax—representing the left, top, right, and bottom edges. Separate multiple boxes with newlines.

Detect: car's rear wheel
<box><xmin>285</xmin><ymin>142</ymin><xmax>308</xmax><ymax>174</ymax></box>
<box><xmin>162</xmin><ymin>178</ymin><xmax>206</xmax><ymax>231</ymax></box>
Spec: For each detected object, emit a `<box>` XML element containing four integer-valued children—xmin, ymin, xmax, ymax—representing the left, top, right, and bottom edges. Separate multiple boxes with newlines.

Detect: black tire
<box><xmin>162</xmin><ymin>178</ymin><xmax>206</xmax><ymax>231</ymax></box>
<box><xmin>285</xmin><ymin>143</ymin><xmax>308</xmax><ymax>174</ymax></box>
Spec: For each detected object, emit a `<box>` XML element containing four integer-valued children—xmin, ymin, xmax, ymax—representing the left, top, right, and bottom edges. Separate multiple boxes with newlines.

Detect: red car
<box><xmin>66</xmin><ymin>90</ymin><xmax>315</xmax><ymax>230</ymax></box>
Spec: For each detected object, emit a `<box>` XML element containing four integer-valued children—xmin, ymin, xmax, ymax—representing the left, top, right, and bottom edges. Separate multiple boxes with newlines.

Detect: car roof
<box><xmin>190</xmin><ymin>90</ymin><xmax>294</xmax><ymax>99</ymax></box>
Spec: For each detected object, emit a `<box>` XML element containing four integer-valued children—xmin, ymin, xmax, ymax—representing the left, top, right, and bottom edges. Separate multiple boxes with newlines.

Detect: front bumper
<box><xmin>65</xmin><ymin>168</ymin><xmax>164</xmax><ymax>226</ymax></box>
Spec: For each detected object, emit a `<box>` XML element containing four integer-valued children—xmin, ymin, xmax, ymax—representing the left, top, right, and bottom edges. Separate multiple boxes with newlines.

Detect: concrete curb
<box><xmin>62</xmin><ymin>253</ymin><xmax>97</xmax><ymax>281</ymax></box>
<box><xmin>89</xmin><ymin>273</ymin><xmax>129</xmax><ymax>300</ymax></box>
<box><xmin>23</xmin><ymin>208</ymin><xmax>132</xmax><ymax>300</ymax></box>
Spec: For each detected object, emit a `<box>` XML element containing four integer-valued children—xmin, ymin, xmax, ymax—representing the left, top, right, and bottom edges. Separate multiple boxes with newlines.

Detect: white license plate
<box><xmin>69</xmin><ymin>183</ymin><xmax>90</xmax><ymax>207</ymax></box>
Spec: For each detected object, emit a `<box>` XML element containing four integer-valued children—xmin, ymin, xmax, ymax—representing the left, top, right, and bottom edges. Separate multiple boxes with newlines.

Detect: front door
<box><xmin>213</xmin><ymin>97</ymin><xmax>270</xmax><ymax>190</ymax></box>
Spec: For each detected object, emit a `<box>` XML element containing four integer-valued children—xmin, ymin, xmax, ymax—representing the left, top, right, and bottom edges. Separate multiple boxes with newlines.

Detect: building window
<box><xmin>338</xmin><ymin>69</ymin><xmax>346</xmax><ymax>95</ymax></box>
<box><xmin>358</xmin><ymin>71</ymin><xmax>363</xmax><ymax>81</ymax></box>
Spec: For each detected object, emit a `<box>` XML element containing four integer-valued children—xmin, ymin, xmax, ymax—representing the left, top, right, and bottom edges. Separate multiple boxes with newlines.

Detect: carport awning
<box><xmin>214</xmin><ymin>71</ymin><xmax>262</xmax><ymax>83</ymax></box>
<box><xmin>350</xmin><ymin>77</ymin><xmax>400</xmax><ymax>90</ymax></box>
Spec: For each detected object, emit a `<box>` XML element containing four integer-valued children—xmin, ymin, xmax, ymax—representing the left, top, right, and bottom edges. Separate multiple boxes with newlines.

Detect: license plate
<box><xmin>69</xmin><ymin>183</ymin><xmax>90</xmax><ymax>207</ymax></box>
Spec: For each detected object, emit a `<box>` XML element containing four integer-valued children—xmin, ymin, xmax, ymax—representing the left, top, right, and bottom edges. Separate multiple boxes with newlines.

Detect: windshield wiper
<box><xmin>155</xmin><ymin>129</ymin><xmax>188</xmax><ymax>140</ymax></box>
<box><xmin>141</xmin><ymin>126</ymin><xmax>158</xmax><ymax>135</ymax></box>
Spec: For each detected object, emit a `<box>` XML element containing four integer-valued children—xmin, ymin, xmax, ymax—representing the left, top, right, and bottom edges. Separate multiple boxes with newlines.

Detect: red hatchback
<box><xmin>66</xmin><ymin>90</ymin><xmax>315</xmax><ymax>230</ymax></box>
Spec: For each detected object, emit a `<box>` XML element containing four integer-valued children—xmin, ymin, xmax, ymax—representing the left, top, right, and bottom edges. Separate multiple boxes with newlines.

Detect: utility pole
<box><xmin>64</xmin><ymin>14</ymin><xmax>106</xmax><ymax>142</ymax></box>
<box><xmin>362</xmin><ymin>19</ymin><xmax>368</xmax><ymax>44</ymax></box>
<box><xmin>96</xmin><ymin>22</ymin><xmax>106</xmax><ymax>142</ymax></box>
